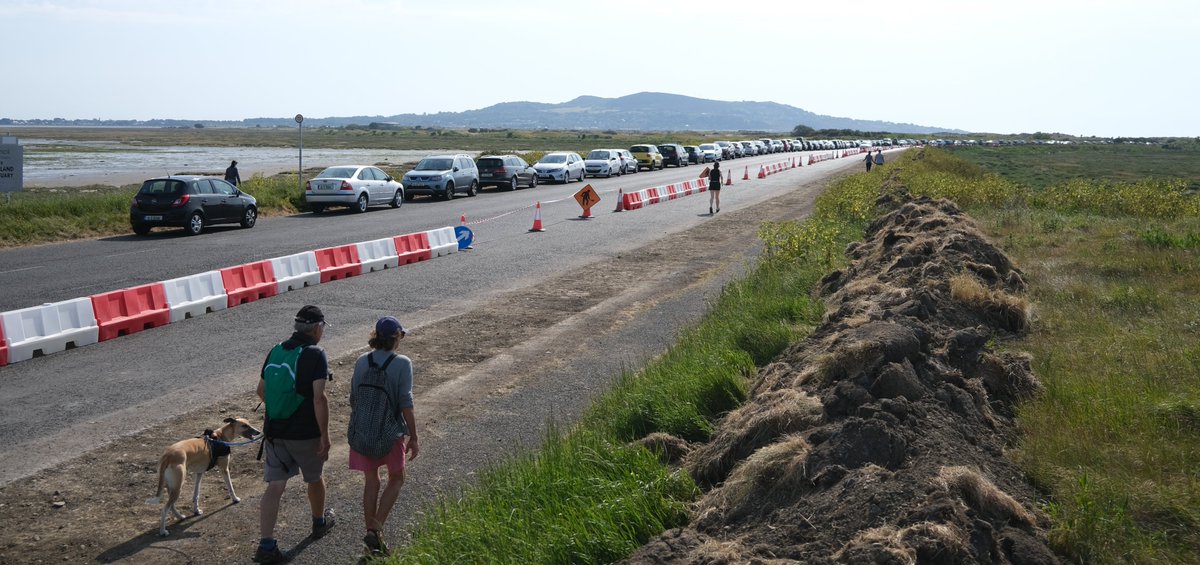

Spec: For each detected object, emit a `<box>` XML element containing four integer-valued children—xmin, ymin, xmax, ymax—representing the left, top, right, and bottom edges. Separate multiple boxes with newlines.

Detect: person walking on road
<box><xmin>864</xmin><ymin>151</ymin><xmax>873</xmax><ymax>172</ymax></box>
<box><xmin>873</xmin><ymin>149</ymin><xmax>885</xmax><ymax>168</ymax></box>
<box><xmin>254</xmin><ymin>305</ymin><xmax>336</xmax><ymax>564</ymax></box>
<box><xmin>348</xmin><ymin>316</ymin><xmax>420</xmax><ymax>557</ymax></box>
<box><xmin>708</xmin><ymin>161</ymin><xmax>722</xmax><ymax>215</ymax></box>
<box><xmin>225</xmin><ymin>160</ymin><xmax>242</xmax><ymax>186</ymax></box>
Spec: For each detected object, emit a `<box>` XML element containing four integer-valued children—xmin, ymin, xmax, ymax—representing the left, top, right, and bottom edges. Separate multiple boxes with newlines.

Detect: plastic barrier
<box><xmin>1</xmin><ymin>297</ymin><xmax>100</xmax><ymax>363</ymax></box>
<box><xmin>698</xmin><ymin>178</ymin><xmax>709</xmax><ymax>191</ymax></box>
<box><xmin>665</xmin><ymin>184</ymin><xmax>679</xmax><ymax>200</ymax></box>
<box><xmin>163</xmin><ymin>271</ymin><xmax>229</xmax><ymax>323</ymax></box>
<box><xmin>221</xmin><ymin>261</ymin><xmax>278</xmax><ymax>307</ymax></box>
<box><xmin>91</xmin><ymin>283</ymin><xmax>172</xmax><ymax>341</ymax></box>
<box><xmin>646</xmin><ymin>187</ymin><xmax>662</xmax><ymax>205</ymax></box>
<box><xmin>314</xmin><ymin>244</ymin><xmax>362</xmax><ymax>283</ymax></box>
<box><xmin>356</xmin><ymin>237</ymin><xmax>400</xmax><ymax>272</ymax></box>
<box><xmin>0</xmin><ymin>321</ymin><xmax>8</xmax><ymax>367</ymax></box>
<box><xmin>270</xmin><ymin>251</ymin><xmax>321</xmax><ymax>294</ymax></box>
<box><xmin>394</xmin><ymin>233</ymin><xmax>432</xmax><ymax>264</ymax></box>
<box><xmin>622</xmin><ymin>191</ymin><xmax>644</xmax><ymax>210</ymax></box>
<box><xmin>680</xmin><ymin>180</ymin><xmax>695</xmax><ymax>196</ymax></box>
<box><xmin>426</xmin><ymin>227</ymin><xmax>458</xmax><ymax>258</ymax></box>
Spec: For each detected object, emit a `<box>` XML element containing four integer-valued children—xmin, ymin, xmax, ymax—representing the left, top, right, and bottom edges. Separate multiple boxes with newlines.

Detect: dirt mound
<box><xmin>626</xmin><ymin>188</ymin><xmax>1059</xmax><ymax>564</ymax></box>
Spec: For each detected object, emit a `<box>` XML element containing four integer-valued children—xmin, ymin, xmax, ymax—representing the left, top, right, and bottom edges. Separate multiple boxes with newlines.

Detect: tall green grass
<box><xmin>390</xmin><ymin>191</ymin><xmax>851</xmax><ymax>564</ymax></box>
<box><xmin>0</xmin><ymin>186</ymin><xmax>135</xmax><ymax>246</ymax></box>
<box><xmin>882</xmin><ymin>147</ymin><xmax>1200</xmax><ymax>563</ymax></box>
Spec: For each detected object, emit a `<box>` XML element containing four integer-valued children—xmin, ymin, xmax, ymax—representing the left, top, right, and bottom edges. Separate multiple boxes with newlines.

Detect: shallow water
<box><xmin>20</xmin><ymin>138</ymin><xmax>453</xmax><ymax>187</ymax></box>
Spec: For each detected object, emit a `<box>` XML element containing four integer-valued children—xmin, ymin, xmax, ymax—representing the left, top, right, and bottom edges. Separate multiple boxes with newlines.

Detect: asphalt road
<box><xmin>0</xmin><ymin>149</ymin><xmax>878</xmax><ymax>563</ymax></box>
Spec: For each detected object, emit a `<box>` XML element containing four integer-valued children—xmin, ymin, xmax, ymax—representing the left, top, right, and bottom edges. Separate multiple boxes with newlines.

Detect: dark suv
<box><xmin>130</xmin><ymin>176</ymin><xmax>257</xmax><ymax>236</ymax></box>
<box><xmin>657</xmin><ymin>143</ymin><xmax>690</xmax><ymax>167</ymax></box>
<box><xmin>477</xmin><ymin>155</ymin><xmax>538</xmax><ymax>191</ymax></box>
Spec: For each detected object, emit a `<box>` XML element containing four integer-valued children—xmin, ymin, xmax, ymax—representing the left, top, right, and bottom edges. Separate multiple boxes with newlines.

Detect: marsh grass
<box><xmin>911</xmin><ymin>147</ymin><xmax>1200</xmax><ymax>563</ymax></box>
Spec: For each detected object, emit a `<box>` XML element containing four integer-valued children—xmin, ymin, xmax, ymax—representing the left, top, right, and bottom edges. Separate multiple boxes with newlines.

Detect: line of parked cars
<box><xmin>130</xmin><ymin>137</ymin><xmax>858</xmax><ymax>236</ymax></box>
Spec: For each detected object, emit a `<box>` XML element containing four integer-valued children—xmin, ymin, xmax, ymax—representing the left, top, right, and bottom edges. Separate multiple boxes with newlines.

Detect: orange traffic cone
<box><xmin>460</xmin><ymin>213</ymin><xmax>467</xmax><ymax>226</ymax></box>
<box><xmin>614</xmin><ymin>189</ymin><xmax>624</xmax><ymax>212</ymax></box>
<box><xmin>757</xmin><ymin>164</ymin><xmax>766</xmax><ymax>179</ymax></box>
<box><xmin>742</xmin><ymin>166</ymin><xmax>749</xmax><ymax>180</ymax></box>
<box><xmin>725</xmin><ymin>170</ymin><xmax>732</xmax><ymax>186</ymax></box>
<box><xmin>529</xmin><ymin>201</ymin><xmax>545</xmax><ymax>232</ymax></box>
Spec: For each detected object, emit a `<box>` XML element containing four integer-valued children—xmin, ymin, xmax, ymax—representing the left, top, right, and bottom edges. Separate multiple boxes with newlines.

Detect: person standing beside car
<box><xmin>225</xmin><ymin>160</ymin><xmax>242</xmax><ymax>186</ymax></box>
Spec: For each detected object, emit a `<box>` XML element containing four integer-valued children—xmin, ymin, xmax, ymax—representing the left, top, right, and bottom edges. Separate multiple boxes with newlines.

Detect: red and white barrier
<box><xmin>394</xmin><ymin>233</ymin><xmax>432</xmax><ymax>264</ymax></box>
<box><xmin>163</xmin><ymin>271</ymin><xmax>229</xmax><ymax>323</ymax></box>
<box><xmin>1</xmin><ymin>297</ymin><xmax>99</xmax><ymax>364</ymax></box>
<box><xmin>91</xmin><ymin>283</ymin><xmax>172</xmax><ymax>342</ymax></box>
<box><xmin>314</xmin><ymin>244</ymin><xmax>362</xmax><ymax>283</ymax></box>
<box><xmin>221</xmin><ymin>261</ymin><xmax>278</xmax><ymax>307</ymax></box>
<box><xmin>426</xmin><ymin>227</ymin><xmax>458</xmax><ymax>257</ymax></box>
<box><xmin>270</xmin><ymin>251</ymin><xmax>321</xmax><ymax>294</ymax></box>
<box><xmin>356</xmin><ymin>238</ymin><xmax>400</xmax><ymax>272</ymax></box>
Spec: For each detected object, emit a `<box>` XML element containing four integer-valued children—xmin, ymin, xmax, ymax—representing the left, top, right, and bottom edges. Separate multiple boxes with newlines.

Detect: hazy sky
<box><xmin>5</xmin><ymin>0</ymin><xmax>1196</xmax><ymax>137</ymax></box>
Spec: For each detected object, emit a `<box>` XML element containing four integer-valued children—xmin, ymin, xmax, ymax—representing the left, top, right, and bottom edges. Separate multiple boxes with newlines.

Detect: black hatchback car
<box><xmin>130</xmin><ymin>176</ymin><xmax>258</xmax><ymax>236</ymax></box>
<box><xmin>657</xmin><ymin>144</ymin><xmax>690</xmax><ymax>167</ymax></box>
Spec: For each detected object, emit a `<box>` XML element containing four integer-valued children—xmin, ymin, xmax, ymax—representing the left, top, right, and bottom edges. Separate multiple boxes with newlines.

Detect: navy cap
<box><xmin>375</xmin><ymin>316</ymin><xmax>406</xmax><ymax>337</ymax></box>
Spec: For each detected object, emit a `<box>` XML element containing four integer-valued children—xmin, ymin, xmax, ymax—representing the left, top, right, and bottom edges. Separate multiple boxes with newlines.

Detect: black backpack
<box><xmin>347</xmin><ymin>353</ymin><xmax>401</xmax><ymax>459</ymax></box>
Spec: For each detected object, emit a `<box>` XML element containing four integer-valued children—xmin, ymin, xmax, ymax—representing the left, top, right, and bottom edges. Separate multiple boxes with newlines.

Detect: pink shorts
<box><xmin>349</xmin><ymin>436</ymin><xmax>407</xmax><ymax>475</ymax></box>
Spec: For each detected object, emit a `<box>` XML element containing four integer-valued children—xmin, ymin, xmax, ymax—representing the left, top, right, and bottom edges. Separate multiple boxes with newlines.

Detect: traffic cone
<box><xmin>757</xmin><ymin>164</ymin><xmax>766</xmax><ymax>179</ymax></box>
<box><xmin>791</xmin><ymin>157</ymin><xmax>796</xmax><ymax>168</ymax></box>
<box><xmin>529</xmin><ymin>201</ymin><xmax>545</xmax><ymax>232</ymax></box>
<box><xmin>613</xmin><ymin>189</ymin><xmax>624</xmax><ymax>212</ymax></box>
<box><xmin>460</xmin><ymin>213</ymin><xmax>467</xmax><ymax>226</ymax></box>
<box><xmin>742</xmin><ymin>166</ymin><xmax>749</xmax><ymax>180</ymax></box>
<box><xmin>725</xmin><ymin>170</ymin><xmax>732</xmax><ymax>186</ymax></box>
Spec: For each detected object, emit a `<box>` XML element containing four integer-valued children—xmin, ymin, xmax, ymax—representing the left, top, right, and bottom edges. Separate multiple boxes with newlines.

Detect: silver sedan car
<box><xmin>533</xmin><ymin>152</ymin><xmax>586</xmax><ymax>184</ymax></box>
<box><xmin>304</xmin><ymin>165</ymin><xmax>404</xmax><ymax>213</ymax></box>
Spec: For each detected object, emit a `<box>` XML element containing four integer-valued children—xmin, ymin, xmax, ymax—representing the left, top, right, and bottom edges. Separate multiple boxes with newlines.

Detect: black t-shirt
<box><xmin>709</xmin><ymin>168</ymin><xmax>722</xmax><ymax>183</ymax></box>
<box><xmin>260</xmin><ymin>332</ymin><xmax>329</xmax><ymax>439</ymax></box>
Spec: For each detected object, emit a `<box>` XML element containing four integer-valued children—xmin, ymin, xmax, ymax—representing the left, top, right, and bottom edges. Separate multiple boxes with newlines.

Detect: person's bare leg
<box><xmin>306</xmin><ymin>477</ymin><xmax>326</xmax><ymax>519</ymax></box>
<box><xmin>260</xmin><ymin>480</ymin><xmax>287</xmax><ymax>539</ymax></box>
<box><xmin>362</xmin><ymin>470</ymin><xmax>382</xmax><ymax>531</ymax></box>
<box><xmin>375</xmin><ymin>469</ymin><xmax>406</xmax><ymax>528</ymax></box>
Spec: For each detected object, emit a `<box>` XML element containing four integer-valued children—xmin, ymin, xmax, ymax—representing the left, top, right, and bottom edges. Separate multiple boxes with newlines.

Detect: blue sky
<box><xmin>4</xmin><ymin>0</ymin><xmax>1197</xmax><ymax>137</ymax></box>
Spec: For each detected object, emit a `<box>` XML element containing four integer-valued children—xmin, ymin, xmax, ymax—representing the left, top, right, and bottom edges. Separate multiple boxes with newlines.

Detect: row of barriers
<box><xmin>618</xmin><ymin>157</ymin><xmax>800</xmax><ymax>212</ymax></box>
<box><xmin>0</xmin><ymin>226</ymin><xmax>459</xmax><ymax>367</ymax></box>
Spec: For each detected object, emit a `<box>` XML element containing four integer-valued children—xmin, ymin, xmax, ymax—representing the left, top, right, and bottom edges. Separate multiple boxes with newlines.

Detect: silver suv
<box><xmin>401</xmin><ymin>154</ymin><xmax>480</xmax><ymax>200</ymax></box>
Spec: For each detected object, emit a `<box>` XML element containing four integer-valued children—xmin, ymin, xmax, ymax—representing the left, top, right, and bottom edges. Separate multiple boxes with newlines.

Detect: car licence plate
<box><xmin>143</xmin><ymin>215</ymin><xmax>163</xmax><ymax>221</ymax></box>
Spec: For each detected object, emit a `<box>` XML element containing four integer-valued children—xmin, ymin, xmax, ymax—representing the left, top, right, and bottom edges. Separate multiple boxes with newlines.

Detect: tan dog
<box><xmin>150</xmin><ymin>417</ymin><xmax>261</xmax><ymax>536</ymax></box>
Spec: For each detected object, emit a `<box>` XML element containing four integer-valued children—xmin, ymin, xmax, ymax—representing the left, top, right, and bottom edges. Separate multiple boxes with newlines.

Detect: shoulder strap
<box><xmin>380</xmin><ymin>353</ymin><xmax>397</xmax><ymax>371</ymax></box>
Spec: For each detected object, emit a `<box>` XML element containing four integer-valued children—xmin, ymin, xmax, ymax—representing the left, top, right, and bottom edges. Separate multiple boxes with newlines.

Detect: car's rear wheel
<box><xmin>390</xmin><ymin>189</ymin><xmax>403</xmax><ymax>208</ymax></box>
<box><xmin>309</xmin><ymin>203</ymin><xmax>325</xmax><ymax>214</ymax></box>
<box><xmin>444</xmin><ymin>183</ymin><xmax>455</xmax><ymax>200</ymax></box>
<box><xmin>354</xmin><ymin>193</ymin><xmax>369</xmax><ymax>213</ymax></box>
<box><xmin>241</xmin><ymin>206</ymin><xmax>257</xmax><ymax>228</ymax></box>
<box><xmin>132</xmin><ymin>224</ymin><xmax>151</xmax><ymax>236</ymax></box>
<box><xmin>509</xmin><ymin>176</ymin><xmax>518</xmax><ymax>191</ymax></box>
<box><xmin>467</xmin><ymin>180</ymin><xmax>478</xmax><ymax>197</ymax></box>
<box><xmin>186</xmin><ymin>212</ymin><xmax>204</xmax><ymax>236</ymax></box>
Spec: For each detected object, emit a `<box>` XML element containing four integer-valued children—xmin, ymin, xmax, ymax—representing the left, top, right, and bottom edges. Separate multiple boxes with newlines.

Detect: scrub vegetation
<box><xmin>389</xmin><ymin>145</ymin><xmax>1199</xmax><ymax>564</ymax></box>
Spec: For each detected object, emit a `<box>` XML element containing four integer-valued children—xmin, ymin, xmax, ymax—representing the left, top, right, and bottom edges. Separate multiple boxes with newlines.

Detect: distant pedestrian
<box><xmin>348</xmin><ymin>316</ymin><xmax>419</xmax><ymax>557</ymax></box>
<box><xmin>873</xmin><ymin>149</ymin><xmax>884</xmax><ymax>167</ymax></box>
<box><xmin>254</xmin><ymin>305</ymin><xmax>335</xmax><ymax>564</ymax></box>
<box><xmin>864</xmin><ymin>151</ymin><xmax>873</xmax><ymax>172</ymax></box>
<box><xmin>708</xmin><ymin>162</ymin><xmax>722</xmax><ymax>215</ymax></box>
<box><xmin>225</xmin><ymin>160</ymin><xmax>241</xmax><ymax>186</ymax></box>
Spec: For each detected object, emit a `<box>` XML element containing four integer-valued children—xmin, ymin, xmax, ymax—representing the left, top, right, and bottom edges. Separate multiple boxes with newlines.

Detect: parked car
<box><xmin>629</xmin><ymin>144</ymin><xmax>663</xmax><ymax>170</ymax></box>
<box><xmin>583</xmin><ymin>149</ymin><xmax>623</xmax><ymax>178</ymax></box>
<box><xmin>533</xmin><ymin>152</ymin><xmax>585</xmax><ymax>183</ymax></box>
<box><xmin>131</xmin><ymin>176</ymin><xmax>258</xmax><ymax>236</ymax></box>
<box><xmin>684</xmin><ymin>145</ymin><xmax>702</xmax><ymax>164</ymax></box>
<box><xmin>617</xmin><ymin>149</ymin><xmax>639</xmax><ymax>174</ymax></box>
<box><xmin>697</xmin><ymin>143</ymin><xmax>721</xmax><ymax>162</ymax></box>
<box><xmin>739</xmin><ymin>141</ymin><xmax>757</xmax><ymax>156</ymax></box>
<box><xmin>715</xmin><ymin>141</ymin><xmax>737</xmax><ymax>159</ymax></box>
<box><xmin>477</xmin><ymin>154</ymin><xmax>538</xmax><ymax>190</ymax></box>
<box><xmin>657</xmin><ymin>143</ymin><xmax>689</xmax><ymax>167</ymax></box>
<box><xmin>402</xmin><ymin>154</ymin><xmax>479</xmax><ymax>200</ymax></box>
<box><xmin>304</xmin><ymin>165</ymin><xmax>405</xmax><ymax>213</ymax></box>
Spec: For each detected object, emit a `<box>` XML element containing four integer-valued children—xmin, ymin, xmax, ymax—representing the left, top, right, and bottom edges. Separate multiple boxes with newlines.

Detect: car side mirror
<box><xmin>453</xmin><ymin>167</ymin><xmax>459</xmax><ymax>172</ymax></box>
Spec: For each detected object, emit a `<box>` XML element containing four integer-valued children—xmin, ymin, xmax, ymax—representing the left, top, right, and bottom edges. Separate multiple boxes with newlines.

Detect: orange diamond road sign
<box><xmin>574</xmin><ymin>184</ymin><xmax>600</xmax><ymax>218</ymax></box>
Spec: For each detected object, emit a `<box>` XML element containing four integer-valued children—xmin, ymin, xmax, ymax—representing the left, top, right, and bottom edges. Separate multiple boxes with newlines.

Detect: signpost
<box><xmin>295</xmin><ymin>114</ymin><xmax>304</xmax><ymax>195</ymax></box>
<box><xmin>0</xmin><ymin>136</ymin><xmax>23</xmax><ymax>205</ymax></box>
<box><xmin>574</xmin><ymin>183</ymin><xmax>600</xmax><ymax>219</ymax></box>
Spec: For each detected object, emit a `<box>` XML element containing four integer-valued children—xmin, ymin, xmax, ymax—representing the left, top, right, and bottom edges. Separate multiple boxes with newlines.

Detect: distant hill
<box><xmin>3</xmin><ymin>92</ymin><xmax>962</xmax><ymax>134</ymax></box>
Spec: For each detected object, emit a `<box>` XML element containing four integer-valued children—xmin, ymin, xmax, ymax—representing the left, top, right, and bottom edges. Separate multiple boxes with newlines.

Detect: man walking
<box><xmin>864</xmin><ymin>150</ymin><xmax>873</xmax><ymax>172</ymax></box>
<box><xmin>873</xmin><ymin>149</ymin><xmax>885</xmax><ymax>168</ymax></box>
<box><xmin>254</xmin><ymin>305</ymin><xmax>335</xmax><ymax>564</ymax></box>
<box><xmin>225</xmin><ymin>160</ymin><xmax>242</xmax><ymax>186</ymax></box>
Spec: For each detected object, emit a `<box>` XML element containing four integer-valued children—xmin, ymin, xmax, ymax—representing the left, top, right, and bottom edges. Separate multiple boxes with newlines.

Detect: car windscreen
<box><xmin>316</xmin><ymin>167</ymin><xmax>358</xmax><ymax>179</ymax></box>
<box><xmin>586</xmin><ymin>151</ymin><xmax>610</xmax><ymax>159</ymax></box>
<box><xmin>415</xmin><ymin>158</ymin><xmax>454</xmax><ymax>171</ymax></box>
<box><xmin>539</xmin><ymin>155</ymin><xmax>567</xmax><ymax>164</ymax></box>
<box><xmin>138</xmin><ymin>179</ymin><xmax>187</xmax><ymax>195</ymax></box>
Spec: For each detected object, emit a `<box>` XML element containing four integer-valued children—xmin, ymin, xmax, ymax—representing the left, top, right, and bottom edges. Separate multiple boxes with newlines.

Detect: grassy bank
<box><xmin>388</xmin><ymin>145</ymin><xmax>1200</xmax><ymax>563</ymax></box>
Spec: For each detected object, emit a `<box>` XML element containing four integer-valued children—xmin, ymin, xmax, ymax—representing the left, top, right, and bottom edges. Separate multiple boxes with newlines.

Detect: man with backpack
<box><xmin>347</xmin><ymin>316</ymin><xmax>419</xmax><ymax>557</ymax></box>
<box><xmin>253</xmin><ymin>305</ymin><xmax>336</xmax><ymax>564</ymax></box>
